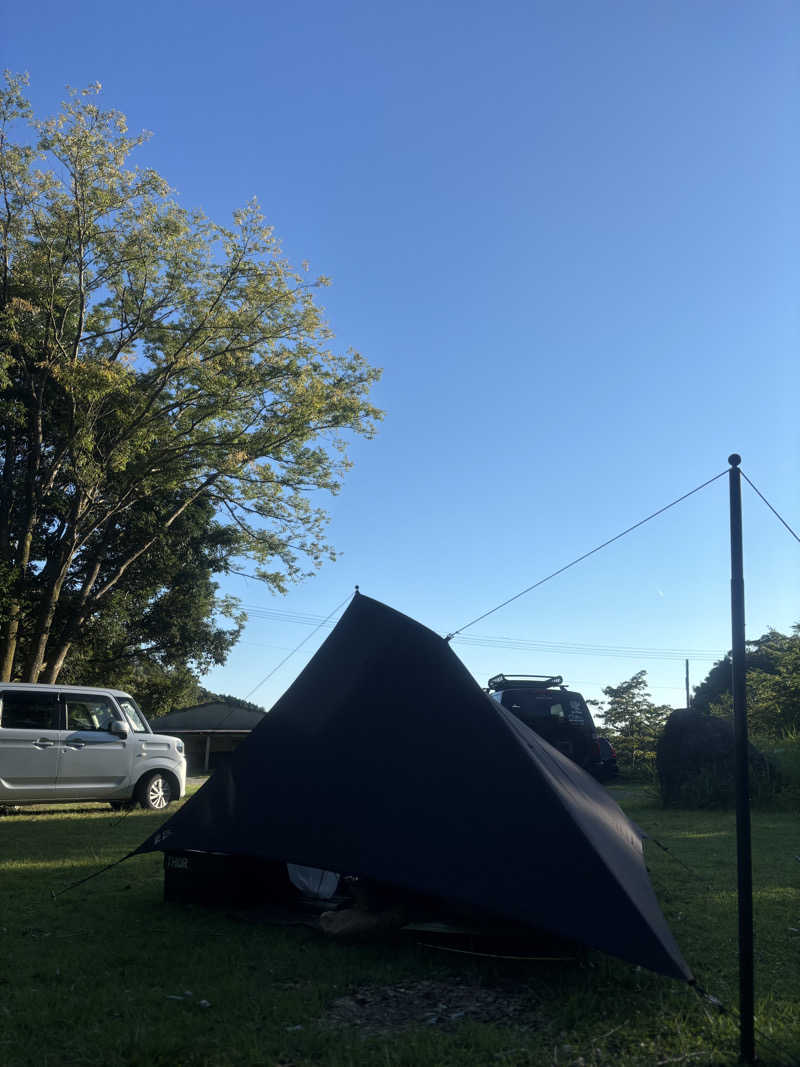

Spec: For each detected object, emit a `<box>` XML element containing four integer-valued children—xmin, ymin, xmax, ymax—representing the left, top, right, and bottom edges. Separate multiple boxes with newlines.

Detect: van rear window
<box><xmin>500</xmin><ymin>690</ymin><xmax>566</xmax><ymax>724</ymax></box>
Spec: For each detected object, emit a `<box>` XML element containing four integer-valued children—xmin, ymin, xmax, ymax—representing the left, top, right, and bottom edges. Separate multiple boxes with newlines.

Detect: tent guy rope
<box><xmin>741</xmin><ymin>470</ymin><xmax>800</xmax><ymax>545</ymax></box>
<box><xmin>243</xmin><ymin>592</ymin><xmax>352</xmax><ymax>700</ymax></box>
<box><xmin>445</xmin><ymin>468</ymin><xmax>730</xmax><ymax>640</ymax></box>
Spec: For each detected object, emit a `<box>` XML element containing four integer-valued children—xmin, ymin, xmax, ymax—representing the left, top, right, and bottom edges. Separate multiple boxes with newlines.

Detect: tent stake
<box><xmin>728</xmin><ymin>454</ymin><xmax>755</xmax><ymax>1064</ymax></box>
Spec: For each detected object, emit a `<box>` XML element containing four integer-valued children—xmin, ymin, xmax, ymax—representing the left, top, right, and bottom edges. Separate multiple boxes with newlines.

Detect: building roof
<box><xmin>150</xmin><ymin>702</ymin><xmax>266</xmax><ymax>733</ymax></box>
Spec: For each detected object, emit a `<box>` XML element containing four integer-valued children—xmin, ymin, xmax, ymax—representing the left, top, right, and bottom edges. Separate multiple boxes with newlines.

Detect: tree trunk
<box><xmin>42</xmin><ymin>640</ymin><xmax>72</xmax><ymax>684</ymax></box>
<box><xmin>23</xmin><ymin>560</ymin><xmax>73</xmax><ymax>682</ymax></box>
<box><xmin>41</xmin><ymin>555</ymin><xmax>103</xmax><ymax>683</ymax></box>
<box><xmin>21</xmin><ymin>504</ymin><xmax>82</xmax><ymax>682</ymax></box>
<box><xmin>0</xmin><ymin>395</ymin><xmax>43</xmax><ymax>680</ymax></box>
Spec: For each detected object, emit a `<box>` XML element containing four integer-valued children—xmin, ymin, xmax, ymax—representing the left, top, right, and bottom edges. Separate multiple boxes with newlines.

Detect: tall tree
<box><xmin>692</xmin><ymin>626</ymin><xmax>800</xmax><ymax>738</ymax></box>
<box><xmin>600</xmin><ymin>670</ymin><xmax>671</xmax><ymax>770</ymax></box>
<box><xmin>0</xmin><ymin>74</ymin><xmax>381</xmax><ymax>682</ymax></box>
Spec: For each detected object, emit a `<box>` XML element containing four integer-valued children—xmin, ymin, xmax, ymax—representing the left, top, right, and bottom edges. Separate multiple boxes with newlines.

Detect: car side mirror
<box><xmin>109</xmin><ymin>719</ymin><xmax>128</xmax><ymax>739</ymax></box>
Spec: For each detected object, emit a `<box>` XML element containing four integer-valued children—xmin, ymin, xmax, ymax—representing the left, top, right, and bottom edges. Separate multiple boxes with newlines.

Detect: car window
<box><xmin>567</xmin><ymin>696</ymin><xmax>588</xmax><ymax>725</ymax></box>
<box><xmin>498</xmin><ymin>690</ymin><xmax>589</xmax><ymax>729</ymax></box>
<box><xmin>0</xmin><ymin>691</ymin><xmax>60</xmax><ymax>730</ymax></box>
<box><xmin>117</xmin><ymin>698</ymin><xmax>149</xmax><ymax>733</ymax></box>
<box><xmin>501</xmin><ymin>691</ymin><xmax>543</xmax><ymax>717</ymax></box>
<box><xmin>65</xmin><ymin>696</ymin><xmax>118</xmax><ymax>732</ymax></box>
<box><xmin>500</xmin><ymin>690</ymin><xmax>561</xmax><ymax>723</ymax></box>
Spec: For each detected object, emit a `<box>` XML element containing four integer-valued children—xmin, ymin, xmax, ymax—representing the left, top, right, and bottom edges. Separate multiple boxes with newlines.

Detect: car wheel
<box><xmin>137</xmin><ymin>772</ymin><xmax>172</xmax><ymax>811</ymax></box>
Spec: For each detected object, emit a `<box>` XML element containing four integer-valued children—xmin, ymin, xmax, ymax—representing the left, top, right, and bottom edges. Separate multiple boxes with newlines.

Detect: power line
<box><xmin>452</xmin><ymin>634</ymin><xmax>722</xmax><ymax>662</ymax></box>
<box><xmin>237</xmin><ymin>604</ymin><xmax>724</xmax><ymax>661</ymax></box>
<box><xmin>244</xmin><ymin>592</ymin><xmax>352</xmax><ymax>700</ymax></box>
<box><xmin>741</xmin><ymin>470</ymin><xmax>800</xmax><ymax>545</ymax></box>
<box><xmin>445</xmin><ymin>468</ymin><xmax>730</xmax><ymax>640</ymax></box>
<box><xmin>239</xmin><ymin>606</ymin><xmax>333</xmax><ymax>626</ymax></box>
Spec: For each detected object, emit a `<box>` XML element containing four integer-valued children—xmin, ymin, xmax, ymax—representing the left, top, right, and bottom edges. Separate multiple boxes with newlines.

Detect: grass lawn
<box><xmin>1</xmin><ymin>782</ymin><xmax>798</xmax><ymax>1066</ymax></box>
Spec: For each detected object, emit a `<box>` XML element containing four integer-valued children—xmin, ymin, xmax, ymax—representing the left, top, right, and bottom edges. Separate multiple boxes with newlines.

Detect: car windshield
<box><xmin>500</xmin><ymin>690</ymin><xmax>569</xmax><ymax>726</ymax></box>
<box><xmin>118</xmin><ymin>698</ymin><xmax>150</xmax><ymax>733</ymax></box>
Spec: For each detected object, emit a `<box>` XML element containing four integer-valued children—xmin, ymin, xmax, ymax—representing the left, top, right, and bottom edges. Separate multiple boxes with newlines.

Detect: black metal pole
<box><xmin>729</xmin><ymin>453</ymin><xmax>755</xmax><ymax>1064</ymax></box>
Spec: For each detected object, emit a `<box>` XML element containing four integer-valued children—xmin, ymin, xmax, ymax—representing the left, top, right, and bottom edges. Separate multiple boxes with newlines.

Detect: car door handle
<box><xmin>64</xmin><ymin>740</ymin><xmax>86</xmax><ymax>749</ymax></box>
<box><xmin>33</xmin><ymin>738</ymin><xmax>56</xmax><ymax>748</ymax></box>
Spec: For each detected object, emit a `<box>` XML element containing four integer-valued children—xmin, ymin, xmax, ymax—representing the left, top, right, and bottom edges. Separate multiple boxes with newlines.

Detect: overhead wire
<box><xmin>243</xmin><ymin>592</ymin><xmax>353</xmax><ymax>700</ymax></box>
<box><xmin>451</xmin><ymin>634</ymin><xmax>723</xmax><ymax>661</ymax></box>
<box><xmin>445</xmin><ymin>468</ymin><xmax>730</xmax><ymax>640</ymax></box>
<box><xmin>237</xmin><ymin>606</ymin><xmax>724</xmax><ymax>661</ymax></box>
<box><xmin>237</xmin><ymin>606</ymin><xmax>336</xmax><ymax>626</ymax></box>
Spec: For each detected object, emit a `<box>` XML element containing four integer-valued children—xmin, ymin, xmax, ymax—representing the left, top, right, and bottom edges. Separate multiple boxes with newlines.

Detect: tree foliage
<box><xmin>0</xmin><ymin>74</ymin><xmax>381</xmax><ymax>684</ymax></box>
<box><xmin>196</xmin><ymin>691</ymin><xmax>266</xmax><ymax>714</ymax></box>
<box><xmin>599</xmin><ymin>670</ymin><xmax>671</xmax><ymax>773</ymax></box>
<box><xmin>692</xmin><ymin>626</ymin><xmax>800</xmax><ymax>738</ymax></box>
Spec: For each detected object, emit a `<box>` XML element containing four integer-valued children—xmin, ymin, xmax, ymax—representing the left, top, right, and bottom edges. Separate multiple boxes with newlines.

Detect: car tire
<box><xmin>136</xmin><ymin>772</ymin><xmax>172</xmax><ymax>811</ymax></box>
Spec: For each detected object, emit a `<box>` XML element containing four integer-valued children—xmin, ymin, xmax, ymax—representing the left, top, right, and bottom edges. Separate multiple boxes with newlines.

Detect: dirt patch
<box><xmin>323</xmin><ymin>978</ymin><xmax>542</xmax><ymax>1034</ymax></box>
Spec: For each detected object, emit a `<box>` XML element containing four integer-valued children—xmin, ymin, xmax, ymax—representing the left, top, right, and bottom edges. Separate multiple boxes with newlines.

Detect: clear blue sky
<box><xmin>6</xmin><ymin>2</ymin><xmax>799</xmax><ymax>715</ymax></box>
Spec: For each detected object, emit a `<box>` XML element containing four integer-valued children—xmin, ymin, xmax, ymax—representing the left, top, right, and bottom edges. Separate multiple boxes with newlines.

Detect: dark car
<box><xmin>487</xmin><ymin>674</ymin><xmax>603</xmax><ymax>774</ymax></box>
<box><xmin>594</xmin><ymin>736</ymin><xmax>619</xmax><ymax>780</ymax></box>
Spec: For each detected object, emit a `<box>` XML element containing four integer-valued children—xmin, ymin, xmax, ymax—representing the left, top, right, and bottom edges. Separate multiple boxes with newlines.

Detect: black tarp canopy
<box><xmin>134</xmin><ymin>593</ymin><xmax>692</xmax><ymax>982</ymax></box>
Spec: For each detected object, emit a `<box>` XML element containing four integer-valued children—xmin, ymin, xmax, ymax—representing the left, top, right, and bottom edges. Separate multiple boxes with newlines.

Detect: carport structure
<box><xmin>149</xmin><ymin>703</ymin><xmax>265</xmax><ymax>774</ymax></box>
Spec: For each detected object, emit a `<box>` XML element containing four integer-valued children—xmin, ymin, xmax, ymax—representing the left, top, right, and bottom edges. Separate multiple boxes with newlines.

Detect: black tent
<box><xmin>134</xmin><ymin>593</ymin><xmax>692</xmax><ymax>982</ymax></box>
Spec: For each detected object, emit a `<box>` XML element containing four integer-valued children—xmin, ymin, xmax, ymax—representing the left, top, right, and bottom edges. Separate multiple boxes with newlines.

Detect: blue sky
<box><xmin>5</xmin><ymin>2</ymin><xmax>799</xmax><ymax>715</ymax></box>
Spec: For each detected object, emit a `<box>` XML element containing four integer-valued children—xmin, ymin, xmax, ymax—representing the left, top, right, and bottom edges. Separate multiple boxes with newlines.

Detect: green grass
<box><xmin>1</xmin><ymin>786</ymin><xmax>798</xmax><ymax>1066</ymax></box>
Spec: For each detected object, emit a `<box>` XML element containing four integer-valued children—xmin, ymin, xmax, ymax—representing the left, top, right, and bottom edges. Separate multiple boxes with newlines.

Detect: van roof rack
<box><xmin>487</xmin><ymin>674</ymin><xmax>564</xmax><ymax>692</ymax></box>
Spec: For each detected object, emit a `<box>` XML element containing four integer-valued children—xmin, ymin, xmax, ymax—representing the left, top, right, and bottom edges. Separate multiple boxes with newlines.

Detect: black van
<box><xmin>487</xmin><ymin>674</ymin><xmax>602</xmax><ymax>774</ymax></box>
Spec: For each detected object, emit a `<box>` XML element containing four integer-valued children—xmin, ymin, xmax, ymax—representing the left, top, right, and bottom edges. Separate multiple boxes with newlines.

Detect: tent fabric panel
<box><xmin>135</xmin><ymin>593</ymin><xmax>692</xmax><ymax>982</ymax></box>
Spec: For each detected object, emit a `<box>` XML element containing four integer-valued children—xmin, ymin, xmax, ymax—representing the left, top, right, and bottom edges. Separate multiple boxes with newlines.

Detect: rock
<box><xmin>656</xmin><ymin>709</ymin><xmax>778</xmax><ymax>808</ymax></box>
<box><xmin>319</xmin><ymin>904</ymin><xmax>407</xmax><ymax>939</ymax></box>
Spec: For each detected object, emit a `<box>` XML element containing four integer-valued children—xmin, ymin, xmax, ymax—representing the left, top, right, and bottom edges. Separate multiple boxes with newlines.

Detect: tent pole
<box><xmin>728</xmin><ymin>453</ymin><xmax>755</xmax><ymax>1064</ymax></box>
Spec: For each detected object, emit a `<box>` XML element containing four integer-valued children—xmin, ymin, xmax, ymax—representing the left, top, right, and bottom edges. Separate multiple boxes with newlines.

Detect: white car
<box><xmin>0</xmin><ymin>683</ymin><xmax>186</xmax><ymax>810</ymax></box>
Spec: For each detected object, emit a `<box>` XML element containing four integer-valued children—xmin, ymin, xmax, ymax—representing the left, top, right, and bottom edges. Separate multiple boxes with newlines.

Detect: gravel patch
<box><xmin>323</xmin><ymin>978</ymin><xmax>542</xmax><ymax>1034</ymax></box>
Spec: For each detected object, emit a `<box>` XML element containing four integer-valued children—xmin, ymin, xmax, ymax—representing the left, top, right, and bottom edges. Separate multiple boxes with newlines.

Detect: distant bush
<box><xmin>613</xmin><ymin>743</ymin><xmax>659</xmax><ymax>784</ymax></box>
<box><xmin>656</xmin><ymin>709</ymin><xmax>782</xmax><ymax>809</ymax></box>
<box><xmin>752</xmin><ymin>731</ymin><xmax>800</xmax><ymax>810</ymax></box>
<box><xmin>663</xmin><ymin>757</ymin><xmax>782</xmax><ymax>810</ymax></box>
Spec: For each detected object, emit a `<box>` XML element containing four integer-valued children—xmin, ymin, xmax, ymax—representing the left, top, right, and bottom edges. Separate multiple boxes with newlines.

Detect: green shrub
<box><xmin>664</xmin><ymin>756</ymin><xmax>783</xmax><ymax>810</ymax></box>
<box><xmin>752</xmin><ymin>731</ymin><xmax>800</xmax><ymax>810</ymax></box>
<box><xmin>613</xmin><ymin>742</ymin><xmax>659</xmax><ymax>783</ymax></box>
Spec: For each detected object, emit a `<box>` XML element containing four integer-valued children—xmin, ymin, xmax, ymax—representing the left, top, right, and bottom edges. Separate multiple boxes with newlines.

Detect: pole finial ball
<box><xmin>728</xmin><ymin>453</ymin><xmax>742</xmax><ymax>467</ymax></box>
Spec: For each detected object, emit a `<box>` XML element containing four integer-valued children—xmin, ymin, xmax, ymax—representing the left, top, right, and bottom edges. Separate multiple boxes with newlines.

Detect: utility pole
<box><xmin>729</xmin><ymin>453</ymin><xmax>755</xmax><ymax>1064</ymax></box>
<box><xmin>685</xmin><ymin>658</ymin><xmax>690</xmax><ymax>709</ymax></box>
